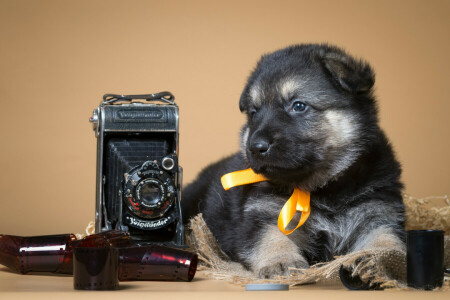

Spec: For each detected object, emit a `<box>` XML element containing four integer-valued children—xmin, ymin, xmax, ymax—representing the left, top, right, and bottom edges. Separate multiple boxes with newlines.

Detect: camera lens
<box><xmin>139</xmin><ymin>181</ymin><xmax>162</xmax><ymax>206</ymax></box>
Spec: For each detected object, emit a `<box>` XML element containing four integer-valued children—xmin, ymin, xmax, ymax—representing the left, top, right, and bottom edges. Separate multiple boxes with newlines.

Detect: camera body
<box><xmin>89</xmin><ymin>92</ymin><xmax>184</xmax><ymax>246</ymax></box>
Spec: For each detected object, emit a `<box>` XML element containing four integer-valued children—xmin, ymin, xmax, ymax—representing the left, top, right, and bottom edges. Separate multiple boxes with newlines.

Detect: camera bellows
<box><xmin>0</xmin><ymin>233</ymin><xmax>77</xmax><ymax>274</ymax></box>
<box><xmin>105</xmin><ymin>138</ymin><xmax>170</xmax><ymax>221</ymax></box>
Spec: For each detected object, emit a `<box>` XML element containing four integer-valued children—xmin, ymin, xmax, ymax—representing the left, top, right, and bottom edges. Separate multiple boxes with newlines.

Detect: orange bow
<box><xmin>221</xmin><ymin>168</ymin><xmax>310</xmax><ymax>235</ymax></box>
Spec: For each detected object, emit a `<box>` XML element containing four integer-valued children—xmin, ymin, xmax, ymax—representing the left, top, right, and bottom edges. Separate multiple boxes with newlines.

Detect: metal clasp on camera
<box><xmin>102</xmin><ymin>92</ymin><xmax>175</xmax><ymax>105</ymax></box>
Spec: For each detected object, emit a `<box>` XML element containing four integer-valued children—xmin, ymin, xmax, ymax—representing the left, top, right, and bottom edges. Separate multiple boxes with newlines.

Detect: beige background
<box><xmin>0</xmin><ymin>0</ymin><xmax>449</xmax><ymax>235</ymax></box>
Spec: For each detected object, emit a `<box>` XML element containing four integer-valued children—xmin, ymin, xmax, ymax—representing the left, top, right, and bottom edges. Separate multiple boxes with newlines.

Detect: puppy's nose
<box><xmin>250</xmin><ymin>140</ymin><xmax>270</xmax><ymax>155</ymax></box>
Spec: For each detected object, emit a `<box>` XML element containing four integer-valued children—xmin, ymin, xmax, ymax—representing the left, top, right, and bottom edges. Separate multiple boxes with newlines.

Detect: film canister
<box><xmin>407</xmin><ymin>230</ymin><xmax>444</xmax><ymax>290</ymax></box>
<box><xmin>73</xmin><ymin>247</ymin><xmax>119</xmax><ymax>290</ymax></box>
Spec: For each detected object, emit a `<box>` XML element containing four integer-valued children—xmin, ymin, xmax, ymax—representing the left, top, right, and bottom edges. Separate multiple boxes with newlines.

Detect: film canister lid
<box><xmin>73</xmin><ymin>247</ymin><xmax>119</xmax><ymax>290</ymax></box>
<box><xmin>245</xmin><ymin>284</ymin><xmax>289</xmax><ymax>291</ymax></box>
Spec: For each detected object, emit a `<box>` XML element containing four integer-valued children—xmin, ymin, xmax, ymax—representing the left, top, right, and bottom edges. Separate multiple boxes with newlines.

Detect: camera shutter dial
<box><xmin>162</xmin><ymin>157</ymin><xmax>175</xmax><ymax>171</ymax></box>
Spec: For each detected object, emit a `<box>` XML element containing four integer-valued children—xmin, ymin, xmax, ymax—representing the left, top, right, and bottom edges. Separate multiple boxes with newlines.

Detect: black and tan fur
<box><xmin>182</xmin><ymin>44</ymin><xmax>405</xmax><ymax>278</ymax></box>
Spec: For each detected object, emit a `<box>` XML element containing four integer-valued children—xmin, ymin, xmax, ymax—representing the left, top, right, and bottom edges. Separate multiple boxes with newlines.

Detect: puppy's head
<box><xmin>239</xmin><ymin>44</ymin><xmax>378</xmax><ymax>190</ymax></box>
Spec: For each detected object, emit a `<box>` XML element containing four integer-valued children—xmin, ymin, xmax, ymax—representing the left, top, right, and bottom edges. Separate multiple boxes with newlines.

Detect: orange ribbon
<box><xmin>221</xmin><ymin>168</ymin><xmax>310</xmax><ymax>235</ymax></box>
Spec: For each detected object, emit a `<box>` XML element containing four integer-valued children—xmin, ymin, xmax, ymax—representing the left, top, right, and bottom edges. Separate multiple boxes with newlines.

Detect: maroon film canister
<box><xmin>73</xmin><ymin>247</ymin><xmax>119</xmax><ymax>290</ymax></box>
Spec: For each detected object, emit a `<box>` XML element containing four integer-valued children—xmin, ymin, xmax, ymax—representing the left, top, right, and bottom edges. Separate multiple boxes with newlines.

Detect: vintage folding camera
<box><xmin>89</xmin><ymin>92</ymin><xmax>184</xmax><ymax>246</ymax></box>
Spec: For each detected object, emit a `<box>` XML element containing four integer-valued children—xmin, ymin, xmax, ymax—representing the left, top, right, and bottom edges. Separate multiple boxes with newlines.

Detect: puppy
<box><xmin>182</xmin><ymin>44</ymin><xmax>405</xmax><ymax>278</ymax></box>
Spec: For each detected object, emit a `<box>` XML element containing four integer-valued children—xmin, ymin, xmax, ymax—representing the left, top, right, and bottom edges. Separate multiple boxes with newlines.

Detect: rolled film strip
<box><xmin>118</xmin><ymin>246</ymin><xmax>198</xmax><ymax>282</ymax></box>
<box><xmin>0</xmin><ymin>230</ymin><xmax>198</xmax><ymax>291</ymax></box>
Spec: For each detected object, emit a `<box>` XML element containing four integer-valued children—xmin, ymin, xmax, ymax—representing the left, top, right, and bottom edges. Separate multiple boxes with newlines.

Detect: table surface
<box><xmin>0</xmin><ymin>267</ymin><xmax>448</xmax><ymax>300</ymax></box>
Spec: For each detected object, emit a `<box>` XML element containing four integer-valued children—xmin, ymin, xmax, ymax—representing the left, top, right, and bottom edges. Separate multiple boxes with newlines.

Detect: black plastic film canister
<box><xmin>407</xmin><ymin>230</ymin><xmax>444</xmax><ymax>290</ymax></box>
<box><xmin>73</xmin><ymin>247</ymin><xmax>119</xmax><ymax>290</ymax></box>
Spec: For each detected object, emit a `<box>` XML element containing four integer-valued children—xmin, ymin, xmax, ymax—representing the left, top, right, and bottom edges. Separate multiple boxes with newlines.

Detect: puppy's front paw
<box><xmin>245</xmin><ymin>225</ymin><xmax>310</xmax><ymax>278</ymax></box>
<box><xmin>257</xmin><ymin>259</ymin><xmax>309</xmax><ymax>279</ymax></box>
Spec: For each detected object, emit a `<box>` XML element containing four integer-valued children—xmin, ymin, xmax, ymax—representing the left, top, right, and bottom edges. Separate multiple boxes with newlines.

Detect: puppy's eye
<box><xmin>249</xmin><ymin>109</ymin><xmax>257</xmax><ymax>119</ymax></box>
<box><xmin>291</xmin><ymin>101</ymin><xmax>307</xmax><ymax>112</ymax></box>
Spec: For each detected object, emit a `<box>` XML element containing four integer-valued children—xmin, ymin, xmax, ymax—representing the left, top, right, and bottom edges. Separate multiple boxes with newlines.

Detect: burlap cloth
<box><xmin>186</xmin><ymin>194</ymin><xmax>450</xmax><ymax>290</ymax></box>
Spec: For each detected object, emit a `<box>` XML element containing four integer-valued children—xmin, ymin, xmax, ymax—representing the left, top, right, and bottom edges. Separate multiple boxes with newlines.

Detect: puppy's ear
<box><xmin>239</xmin><ymin>89</ymin><xmax>249</xmax><ymax>112</ymax></box>
<box><xmin>320</xmin><ymin>49</ymin><xmax>375</xmax><ymax>93</ymax></box>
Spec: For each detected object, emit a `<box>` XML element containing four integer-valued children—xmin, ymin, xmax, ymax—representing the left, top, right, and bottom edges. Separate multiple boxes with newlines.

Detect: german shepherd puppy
<box><xmin>182</xmin><ymin>44</ymin><xmax>405</xmax><ymax>278</ymax></box>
